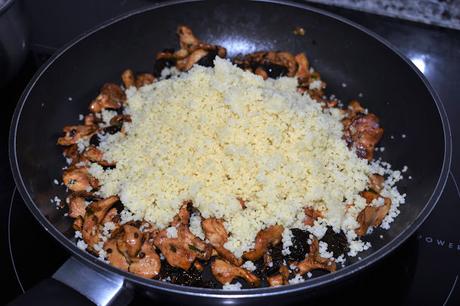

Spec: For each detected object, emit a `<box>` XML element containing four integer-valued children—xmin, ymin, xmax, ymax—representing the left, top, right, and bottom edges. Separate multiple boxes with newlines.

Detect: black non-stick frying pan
<box><xmin>8</xmin><ymin>1</ymin><xmax>451</xmax><ymax>305</ymax></box>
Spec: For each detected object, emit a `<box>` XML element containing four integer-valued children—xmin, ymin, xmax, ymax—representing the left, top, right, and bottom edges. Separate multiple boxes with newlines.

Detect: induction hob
<box><xmin>2</xmin><ymin>2</ymin><xmax>459</xmax><ymax>305</ymax></box>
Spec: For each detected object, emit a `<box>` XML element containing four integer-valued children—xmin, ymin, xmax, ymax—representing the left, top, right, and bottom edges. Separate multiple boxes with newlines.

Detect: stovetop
<box><xmin>2</xmin><ymin>2</ymin><xmax>460</xmax><ymax>305</ymax></box>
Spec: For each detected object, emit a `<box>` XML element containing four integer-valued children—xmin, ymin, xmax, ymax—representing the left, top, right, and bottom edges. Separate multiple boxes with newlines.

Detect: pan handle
<box><xmin>8</xmin><ymin>257</ymin><xmax>133</xmax><ymax>306</ymax></box>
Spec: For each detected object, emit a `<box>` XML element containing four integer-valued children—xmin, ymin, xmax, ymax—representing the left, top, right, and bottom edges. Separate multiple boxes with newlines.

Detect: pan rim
<box><xmin>9</xmin><ymin>0</ymin><xmax>452</xmax><ymax>298</ymax></box>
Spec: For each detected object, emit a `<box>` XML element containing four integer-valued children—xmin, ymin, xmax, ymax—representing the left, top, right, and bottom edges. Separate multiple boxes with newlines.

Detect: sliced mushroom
<box><xmin>100</xmin><ymin>83</ymin><xmax>126</xmax><ymax>105</ymax></box>
<box><xmin>176</xmin><ymin>49</ymin><xmax>209</xmax><ymax>71</ymax></box>
<box><xmin>355</xmin><ymin>191</ymin><xmax>392</xmax><ymax>236</ymax></box>
<box><xmin>73</xmin><ymin>216</ymin><xmax>83</xmax><ymax>231</ymax></box>
<box><xmin>104</xmin><ymin>239</ymin><xmax>129</xmax><ymax>271</ymax></box>
<box><xmin>211</xmin><ymin>258</ymin><xmax>260</xmax><ymax>287</ymax></box>
<box><xmin>84</xmin><ymin>113</ymin><xmax>100</xmax><ymax>126</ymax></box>
<box><xmin>67</xmin><ymin>195</ymin><xmax>87</xmax><ymax>218</ymax></box>
<box><xmin>343</xmin><ymin>101</ymin><xmax>384</xmax><ymax>160</ymax></box>
<box><xmin>117</xmin><ymin>224</ymin><xmax>143</xmax><ymax>258</ymax></box>
<box><xmin>155</xmin><ymin>26</ymin><xmax>226</xmax><ymax>73</ymax></box>
<box><xmin>304</xmin><ymin>207</ymin><xmax>323</xmax><ymax>226</ymax></box>
<box><xmin>369</xmin><ymin>174</ymin><xmax>385</xmax><ymax>193</ymax></box>
<box><xmin>121</xmin><ymin>69</ymin><xmax>135</xmax><ymax>88</ymax></box>
<box><xmin>82</xmin><ymin>214</ymin><xmax>99</xmax><ymax>248</ymax></box>
<box><xmin>135</xmin><ymin>73</ymin><xmax>156</xmax><ymax>88</ymax></box>
<box><xmin>129</xmin><ymin>240</ymin><xmax>161</xmax><ymax>278</ymax></box>
<box><xmin>82</xmin><ymin>146</ymin><xmax>115</xmax><ymax>167</ymax></box>
<box><xmin>62</xmin><ymin>144</ymin><xmax>80</xmax><ymax>165</ymax></box>
<box><xmin>81</xmin><ymin>196</ymin><xmax>119</xmax><ymax>248</ymax></box>
<box><xmin>171</xmin><ymin>202</ymin><xmax>191</xmax><ymax>226</ymax></box>
<box><xmin>293</xmin><ymin>238</ymin><xmax>336</xmax><ymax>275</ymax></box>
<box><xmin>295</xmin><ymin>53</ymin><xmax>309</xmax><ymax>79</ymax></box>
<box><xmin>102</xmin><ymin>207</ymin><xmax>119</xmax><ymax>224</ymax></box>
<box><xmin>62</xmin><ymin>166</ymin><xmax>99</xmax><ymax>192</ymax></box>
<box><xmin>89</xmin><ymin>83</ymin><xmax>126</xmax><ymax>113</ymax></box>
<box><xmin>202</xmin><ymin>218</ymin><xmax>242</xmax><ymax>266</ymax></box>
<box><xmin>177</xmin><ymin>225</ymin><xmax>213</xmax><ymax>260</ymax></box>
<box><xmin>267</xmin><ymin>265</ymin><xmax>289</xmax><ymax>287</ymax></box>
<box><xmin>57</xmin><ymin>124</ymin><xmax>97</xmax><ymax>146</ymax></box>
<box><xmin>153</xmin><ymin>229</ymin><xmax>196</xmax><ymax>270</ymax></box>
<box><xmin>87</xmin><ymin>196</ymin><xmax>120</xmax><ymax>222</ymax></box>
<box><xmin>243</xmin><ymin>225</ymin><xmax>284</xmax><ymax>261</ymax></box>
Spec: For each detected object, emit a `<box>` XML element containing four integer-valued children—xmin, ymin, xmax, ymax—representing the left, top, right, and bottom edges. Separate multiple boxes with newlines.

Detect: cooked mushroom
<box><xmin>176</xmin><ymin>49</ymin><xmax>209</xmax><ymax>71</ymax></box>
<box><xmin>102</xmin><ymin>207</ymin><xmax>119</xmax><ymax>225</ymax></box>
<box><xmin>355</xmin><ymin>191</ymin><xmax>391</xmax><ymax>236</ymax></box>
<box><xmin>89</xmin><ymin>83</ymin><xmax>126</xmax><ymax>113</ymax></box>
<box><xmin>176</xmin><ymin>225</ymin><xmax>212</xmax><ymax>260</ymax></box>
<box><xmin>62</xmin><ymin>166</ymin><xmax>99</xmax><ymax>192</ymax></box>
<box><xmin>295</xmin><ymin>53</ymin><xmax>309</xmax><ymax>79</ymax></box>
<box><xmin>293</xmin><ymin>238</ymin><xmax>336</xmax><ymax>275</ymax></box>
<box><xmin>82</xmin><ymin>146</ymin><xmax>115</xmax><ymax>167</ymax></box>
<box><xmin>129</xmin><ymin>240</ymin><xmax>161</xmax><ymax>278</ymax></box>
<box><xmin>81</xmin><ymin>196</ymin><xmax>119</xmax><ymax>248</ymax></box>
<box><xmin>82</xmin><ymin>214</ymin><xmax>100</xmax><ymax>248</ymax></box>
<box><xmin>121</xmin><ymin>69</ymin><xmax>135</xmax><ymax>88</ymax></box>
<box><xmin>116</xmin><ymin>224</ymin><xmax>143</xmax><ymax>258</ymax></box>
<box><xmin>57</xmin><ymin>124</ymin><xmax>97</xmax><ymax>146</ymax></box>
<box><xmin>84</xmin><ymin>113</ymin><xmax>100</xmax><ymax>126</ymax></box>
<box><xmin>62</xmin><ymin>144</ymin><xmax>80</xmax><ymax>165</ymax></box>
<box><xmin>135</xmin><ymin>73</ymin><xmax>156</xmax><ymax>88</ymax></box>
<box><xmin>211</xmin><ymin>258</ymin><xmax>260</xmax><ymax>287</ymax></box>
<box><xmin>171</xmin><ymin>202</ymin><xmax>191</xmax><ymax>226</ymax></box>
<box><xmin>369</xmin><ymin>174</ymin><xmax>385</xmax><ymax>193</ymax></box>
<box><xmin>234</xmin><ymin>51</ymin><xmax>297</xmax><ymax>78</ymax></box>
<box><xmin>73</xmin><ymin>216</ymin><xmax>83</xmax><ymax>231</ymax></box>
<box><xmin>304</xmin><ymin>207</ymin><xmax>323</xmax><ymax>226</ymax></box>
<box><xmin>104</xmin><ymin>239</ymin><xmax>129</xmax><ymax>271</ymax></box>
<box><xmin>87</xmin><ymin>196</ymin><xmax>120</xmax><ymax>222</ymax></box>
<box><xmin>243</xmin><ymin>225</ymin><xmax>284</xmax><ymax>261</ymax></box>
<box><xmin>67</xmin><ymin>195</ymin><xmax>86</xmax><ymax>218</ymax></box>
<box><xmin>202</xmin><ymin>218</ymin><xmax>242</xmax><ymax>266</ymax></box>
<box><xmin>343</xmin><ymin>101</ymin><xmax>384</xmax><ymax>160</ymax></box>
<box><xmin>153</xmin><ymin>229</ymin><xmax>196</xmax><ymax>270</ymax></box>
<box><xmin>155</xmin><ymin>25</ymin><xmax>226</xmax><ymax>73</ymax></box>
<box><xmin>267</xmin><ymin>265</ymin><xmax>289</xmax><ymax>287</ymax></box>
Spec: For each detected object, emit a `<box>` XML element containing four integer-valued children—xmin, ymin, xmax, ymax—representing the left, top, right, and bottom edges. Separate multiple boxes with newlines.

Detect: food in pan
<box><xmin>57</xmin><ymin>26</ymin><xmax>406</xmax><ymax>289</ymax></box>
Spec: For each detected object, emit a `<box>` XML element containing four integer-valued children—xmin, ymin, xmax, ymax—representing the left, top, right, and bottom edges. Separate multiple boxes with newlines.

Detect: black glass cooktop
<box><xmin>2</xmin><ymin>2</ymin><xmax>460</xmax><ymax>305</ymax></box>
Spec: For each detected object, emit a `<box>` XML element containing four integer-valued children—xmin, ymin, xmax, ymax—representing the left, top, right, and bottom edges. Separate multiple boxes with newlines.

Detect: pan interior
<box><xmin>11</xmin><ymin>0</ymin><xmax>448</xmax><ymax>293</ymax></box>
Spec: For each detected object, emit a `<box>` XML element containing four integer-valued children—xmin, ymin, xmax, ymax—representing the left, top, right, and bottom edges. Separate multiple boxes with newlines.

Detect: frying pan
<box><xmin>8</xmin><ymin>0</ymin><xmax>451</xmax><ymax>305</ymax></box>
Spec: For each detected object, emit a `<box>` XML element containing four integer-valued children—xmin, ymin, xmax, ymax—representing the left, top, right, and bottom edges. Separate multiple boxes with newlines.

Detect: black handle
<box><xmin>8</xmin><ymin>278</ymin><xmax>95</xmax><ymax>306</ymax></box>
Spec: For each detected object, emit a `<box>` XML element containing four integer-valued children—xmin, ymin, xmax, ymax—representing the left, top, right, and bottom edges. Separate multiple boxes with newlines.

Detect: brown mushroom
<box><xmin>267</xmin><ymin>265</ymin><xmax>290</xmax><ymax>287</ymax></box>
<box><xmin>135</xmin><ymin>73</ymin><xmax>156</xmax><ymax>88</ymax></box>
<box><xmin>57</xmin><ymin>124</ymin><xmax>97</xmax><ymax>146</ymax></box>
<box><xmin>104</xmin><ymin>239</ymin><xmax>129</xmax><ymax>271</ymax></box>
<box><xmin>304</xmin><ymin>207</ymin><xmax>323</xmax><ymax>226</ymax></box>
<box><xmin>121</xmin><ymin>69</ymin><xmax>135</xmax><ymax>88</ymax></box>
<box><xmin>202</xmin><ymin>218</ymin><xmax>242</xmax><ymax>266</ymax></box>
<box><xmin>355</xmin><ymin>191</ymin><xmax>392</xmax><ymax>236</ymax></box>
<box><xmin>67</xmin><ymin>195</ymin><xmax>87</xmax><ymax>218</ymax></box>
<box><xmin>117</xmin><ymin>224</ymin><xmax>143</xmax><ymax>258</ymax></box>
<box><xmin>129</xmin><ymin>240</ymin><xmax>161</xmax><ymax>278</ymax></box>
<box><xmin>369</xmin><ymin>174</ymin><xmax>385</xmax><ymax>193</ymax></box>
<box><xmin>153</xmin><ymin>229</ymin><xmax>196</xmax><ymax>270</ymax></box>
<box><xmin>62</xmin><ymin>166</ymin><xmax>99</xmax><ymax>192</ymax></box>
<box><xmin>295</xmin><ymin>53</ymin><xmax>309</xmax><ymax>79</ymax></box>
<box><xmin>81</xmin><ymin>146</ymin><xmax>115</xmax><ymax>167</ymax></box>
<box><xmin>81</xmin><ymin>196</ymin><xmax>119</xmax><ymax>248</ymax></box>
<box><xmin>89</xmin><ymin>83</ymin><xmax>126</xmax><ymax>113</ymax></box>
<box><xmin>293</xmin><ymin>238</ymin><xmax>336</xmax><ymax>275</ymax></box>
<box><xmin>211</xmin><ymin>258</ymin><xmax>260</xmax><ymax>287</ymax></box>
<box><xmin>343</xmin><ymin>101</ymin><xmax>384</xmax><ymax>160</ymax></box>
<box><xmin>243</xmin><ymin>225</ymin><xmax>284</xmax><ymax>261</ymax></box>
